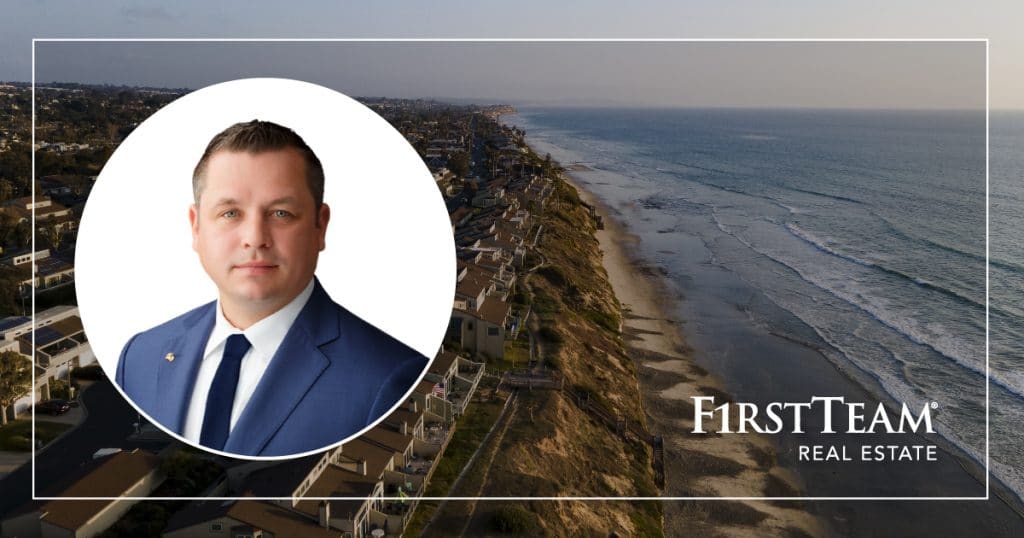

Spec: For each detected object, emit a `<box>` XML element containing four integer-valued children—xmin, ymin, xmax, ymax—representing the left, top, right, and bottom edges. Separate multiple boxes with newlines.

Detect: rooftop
<box><xmin>237</xmin><ymin>455</ymin><xmax>322</xmax><ymax>497</ymax></box>
<box><xmin>0</xmin><ymin>316</ymin><xmax>30</xmax><ymax>333</ymax></box>
<box><xmin>35</xmin><ymin>450</ymin><xmax>160</xmax><ymax>531</ymax></box>
<box><xmin>294</xmin><ymin>466</ymin><xmax>378</xmax><ymax>521</ymax></box>
<box><xmin>337</xmin><ymin>438</ymin><xmax>395</xmax><ymax>478</ymax></box>
<box><xmin>476</xmin><ymin>297</ymin><xmax>511</xmax><ymax>327</ymax></box>
<box><xmin>429</xmin><ymin>350</ymin><xmax>459</xmax><ymax>377</ymax></box>
<box><xmin>362</xmin><ymin>427</ymin><xmax>413</xmax><ymax>455</ymax></box>
<box><xmin>165</xmin><ymin>499</ymin><xmax>339</xmax><ymax>538</ymax></box>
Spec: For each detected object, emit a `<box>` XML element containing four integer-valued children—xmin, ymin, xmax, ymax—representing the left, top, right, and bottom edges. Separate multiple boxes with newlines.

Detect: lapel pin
<box><xmin>165</xmin><ymin>352</ymin><xmax>175</xmax><ymax>362</ymax></box>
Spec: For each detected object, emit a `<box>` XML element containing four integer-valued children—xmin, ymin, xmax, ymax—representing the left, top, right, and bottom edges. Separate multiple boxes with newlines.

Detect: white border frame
<box><xmin>30</xmin><ymin>37</ymin><xmax>989</xmax><ymax>503</ymax></box>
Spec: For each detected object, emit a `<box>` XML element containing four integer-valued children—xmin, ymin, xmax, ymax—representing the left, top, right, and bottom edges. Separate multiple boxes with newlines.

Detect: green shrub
<box><xmin>511</xmin><ymin>290</ymin><xmax>530</xmax><ymax>306</ymax></box>
<box><xmin>583</xmin><ymin>307</ymin><xmax>620</xmax><ymax>333</ymax></box>
<box><xmin>489</xmin><ymin>505</ymin><xmax>540</xmax><ymax>534</ymax></box>
<box><xmin>71</xmin><ymin>364</ymin><xmax>105</xmax><ymax>380</ymax></box>
<box><xmin>6</xmin><ymin>434</ymin><xmax>30</xmax><ymax>451</ymax></box>
<box><xmin>537</xmin><ymin>265</ymin><xmax>567</xmax><ymax>287</ymax></box>
<box><xmin>49</xmin><ymin>379</ymin><xmax>70</xmax><ymax>400</ymax></box>
<box><xmin>537</xmin><ymin>326</ymin><xmax>563</xmax><ymax>346</ymax></box>
<box><xmin>532</xmin><ymin>289</ymin><xmax>560</xmax><ymax>315</ymax></box>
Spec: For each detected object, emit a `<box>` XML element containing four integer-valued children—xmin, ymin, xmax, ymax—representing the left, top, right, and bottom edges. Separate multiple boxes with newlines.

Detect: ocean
<box><xmin>507</xmin><ymin>107</ymin><xmax>1023</xmax><ymax>502</ymax></box>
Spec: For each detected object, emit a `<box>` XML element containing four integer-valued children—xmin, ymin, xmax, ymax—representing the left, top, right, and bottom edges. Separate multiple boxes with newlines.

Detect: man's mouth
<box><xmin>234</xmin><ymin>261</ymin><xmax>279</xmax><ymax>274</ymax></box>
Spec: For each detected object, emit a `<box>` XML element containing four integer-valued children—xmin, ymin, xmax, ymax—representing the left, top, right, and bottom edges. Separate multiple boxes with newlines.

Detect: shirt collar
<box><xmin>204</xmin><ymin>278</ymin><xmax>316</xmax><ymax>360</ymax></box>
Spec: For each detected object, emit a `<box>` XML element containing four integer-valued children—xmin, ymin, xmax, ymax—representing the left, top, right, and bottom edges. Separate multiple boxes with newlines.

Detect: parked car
<box><xmin>36</xmin><ymin>399</ymin><xmax>71</xmax><ymax>416</ymax></box>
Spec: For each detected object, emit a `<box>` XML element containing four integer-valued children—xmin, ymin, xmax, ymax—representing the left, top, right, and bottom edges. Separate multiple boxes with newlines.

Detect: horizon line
<box><xmin>11</xmin><ymin>81</ymin><xmax>1002</xmax><ymax>112</ymax></box>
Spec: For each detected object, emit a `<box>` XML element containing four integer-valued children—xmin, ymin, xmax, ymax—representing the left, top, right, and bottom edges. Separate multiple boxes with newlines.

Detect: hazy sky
<box><xmin>32</xmin><ymin>41</ymin><xmax>984</xmax><ymax>109</ymax></box>
<box><xmin>3</xmin><ymin>1</ymin><xmax>1020</xmax><ymax>109</ymax></box>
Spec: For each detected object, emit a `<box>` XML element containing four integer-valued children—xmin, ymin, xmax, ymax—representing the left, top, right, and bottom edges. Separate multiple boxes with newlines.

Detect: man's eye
<box><xmin>273</xmin><ymin>210</ymin><xmax>292</xmax><ymax>218</ymax></box>
<box><xmin>221</xmin><ymin>210</ymin><xmax>239</xmax><ymax>218</ymax></box>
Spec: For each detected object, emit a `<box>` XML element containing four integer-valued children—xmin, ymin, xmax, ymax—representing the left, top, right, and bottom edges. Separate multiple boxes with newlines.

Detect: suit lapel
<box><xmin>225</xmin><ymin>280</ymin><xmax>340</xmax><ymax>455</ymax></box>
<box><xmin>155</xmin><ymin>303</ymin><xmax>215</xmax><ymax>433</ymax></box>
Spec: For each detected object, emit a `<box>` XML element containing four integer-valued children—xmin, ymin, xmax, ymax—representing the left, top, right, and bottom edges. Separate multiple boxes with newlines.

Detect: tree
<box><xmin>13</xmin><ymin>221</ymin><xmax>30</xmax><ymax>248</ymax></box>
<box><xmin>0</xmin><ymin>212</ymin><xmax>16</xmax><ymax>246</ymax></box>
<box><xmin>0</xmin><ymin>141</ymin><xmax>30</xmax><ymax>189</ymax></box>
<box><xmin>448</xmin><ymin>151</ymin><xmax>470</xmax><ymax>179</ymax></box>
<box><xmin>0</xmin><ymin>350</ymin><xmax>31</xmax><ymax>426</ymax></box>
<box><xmin>39</xmin><ymin>221</ymin><xmax>65</xmax><ymax>250</ymax></box>
<box><xmin>0</xmin><ymin>180</ymin><xmax>13</xmax><ymax>202</ymax></box>
<box><xmin>0</xmin><ymin>265</ymin><xmax>25</xmax><ymax>317</ymax></box>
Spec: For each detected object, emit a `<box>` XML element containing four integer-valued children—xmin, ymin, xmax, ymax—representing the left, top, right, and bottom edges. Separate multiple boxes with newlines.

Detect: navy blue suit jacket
<box><xmin>115</xmin><ymin>280</ymin><xmax>428</xmax><ymax>457</ymax></box>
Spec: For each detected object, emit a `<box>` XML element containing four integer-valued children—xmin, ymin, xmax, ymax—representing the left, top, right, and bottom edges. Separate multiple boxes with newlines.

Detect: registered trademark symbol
<box><xmin>930</xmin><ymin>401</ymin><xmax>939</xmax><ymax>409</ymax></box>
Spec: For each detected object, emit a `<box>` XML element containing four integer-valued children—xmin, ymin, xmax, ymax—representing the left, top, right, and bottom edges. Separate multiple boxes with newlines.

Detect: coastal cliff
<box><xmin>421</xmin><ymin>151</ymin><xmax>664</xmax><ymax>536</ymax></box>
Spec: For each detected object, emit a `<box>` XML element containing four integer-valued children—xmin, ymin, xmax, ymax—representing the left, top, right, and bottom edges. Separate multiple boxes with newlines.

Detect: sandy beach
<box><xmin>564</xmin><ymin>172</ymin><xmax>824</xmax><ymax>537</ymax></box>
<box><xmin>556</xmin><ymin>162</ymin><xmax>1024</xmax><ymax>536</ymax></box>
<box><xmin>509</xmin><ymin>105</ymin><xmax>1024</xmax><ymax>532</ymax></box>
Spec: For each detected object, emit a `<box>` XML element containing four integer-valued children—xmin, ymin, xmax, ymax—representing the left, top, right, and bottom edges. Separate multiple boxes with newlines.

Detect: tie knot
<box><xmin>224</xmin><ymin>333</ymin><xmax>252</xmax><ymax>362</ymax></box>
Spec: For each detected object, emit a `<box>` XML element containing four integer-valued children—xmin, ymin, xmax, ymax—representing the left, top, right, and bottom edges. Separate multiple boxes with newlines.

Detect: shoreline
<box><xmin>506</xmin><ymin>112</ymin><xmax>1024</xmax><ymax>533</ymax></box>
<box><xmin>562</xmin><ymin>171</ymin><xmax>824</xmax><ymax>536</ymax></box>
<box><xmin>560</xmin><ymin>166</ymin><xmax>1024</xmax><ymax>534</ymax></box>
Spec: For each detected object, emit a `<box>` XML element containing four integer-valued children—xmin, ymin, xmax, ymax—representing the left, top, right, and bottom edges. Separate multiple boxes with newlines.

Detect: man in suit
<box><xmin>116</xmin><ymin>120</ymin><xmax>428</xmax><ymax>457</ymax></box>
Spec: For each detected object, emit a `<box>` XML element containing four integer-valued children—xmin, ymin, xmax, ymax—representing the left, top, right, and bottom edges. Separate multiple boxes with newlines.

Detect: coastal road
<box><xmin>0</xmin><ymin>378</ymin><xmax>138</xmax><ymax>518</ymax></box>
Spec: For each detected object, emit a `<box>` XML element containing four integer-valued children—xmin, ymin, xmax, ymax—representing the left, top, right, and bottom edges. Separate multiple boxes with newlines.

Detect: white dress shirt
<box><xmin>182</xmin><ymin>279</ymin><xmax>316</xmax><ymax>444</ymax></box>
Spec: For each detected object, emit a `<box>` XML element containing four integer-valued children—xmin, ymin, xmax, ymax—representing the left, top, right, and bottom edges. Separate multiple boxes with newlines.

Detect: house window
<box><xmin>487</xmin><ymin>327</ymin><xmax>499</xmax><ymax>336</ymax></box>
<box><xmin>467</xmin><ymin>322</ymin><xmax>474</xmax><ymax>331</ymax></box>
<box><xmin>210</xmin><ymin>523</ymin><xmax>223</xmax><ymax>532</ymax></box>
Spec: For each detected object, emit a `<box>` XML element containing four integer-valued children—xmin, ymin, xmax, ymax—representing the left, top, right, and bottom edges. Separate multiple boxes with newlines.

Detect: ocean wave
<box><xmin>664</xmin><ymin>159</ymin><xmax>736</xmax><ymax>178</ymax></box>
<box><xmin>820</xmin><ymin>332</ymin><xmax>995</xmax><ymax>493</ymax></box>
<box><xmin>793</xmin><ymin>261</ymin><xmax>1023</xmax><ymax>399</ymax></box>
<box><xmin>784</xmin><ymin>222</ymin><xmax>988</xmax><ymax>311</ymax></box>
<box><xmin>716</xmin><ymin>213</ymin><xmax>1022</xmax><ymax>504</ymax></box>
<box><xmin>785</xmin><ymin>219</ymin><xmax>1024</xmax><ymax>322</ymax></box>
<box><xmin>712</xmin><ymin>213</ymin><xmax>1024</xmax><ymax>400</ymax></box>
<box><xmin>776</xmin><ymin>202</ymin><xmax>810</xmax><ymax>215</ymax></box>
<box><xmin>786</xmin><ymin>186</ymin><xmax>865</xmax><ymax>205</ymax></box>
<box><xmin>753</xmin><ymin>288</ymin><xmax>1001</xmax><ymax>494</ymax></box>
<box><xmin>880</xmin><ymin>214</ymin><xmax>1024</xmax><ymax>275</ymax></box>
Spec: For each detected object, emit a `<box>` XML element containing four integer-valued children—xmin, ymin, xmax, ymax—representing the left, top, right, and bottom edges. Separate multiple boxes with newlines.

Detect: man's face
<box><xmin>189</xmin><ymin>148</ymin><xmax>329</xmax><ymax>318</ymax></box>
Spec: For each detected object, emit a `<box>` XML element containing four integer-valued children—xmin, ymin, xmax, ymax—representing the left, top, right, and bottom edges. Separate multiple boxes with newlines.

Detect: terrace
<box><xmin>421</xmin><ymin>422</ymin><xmax>449</xmax><ymax>446</ymax></box>
<box><xmin>402</xmin><ymin>453</ymin><xmax>434</xmax><ymax>476</ymax></box>
<box><xmin>445</xmin><ymin>386</ymin><xmax>471</xmax><ymax>415</ymax></box>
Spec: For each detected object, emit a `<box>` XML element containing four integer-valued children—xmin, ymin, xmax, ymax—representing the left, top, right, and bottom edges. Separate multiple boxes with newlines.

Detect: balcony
<box><xmin>379</xmin><ymin>501</ymin><xmax>411</xmax><ymax>516</ymax></box>
<box><xmin>422</xmin><ymin>422</ymin><xmax>449</xmax><ymax>445</ymax></box>
<box><xmin>403</xmin><ymin>455</ymin><xmax>433</xmax><ymax>476</ymax></box>
<box><xmin>445</xmin><ymin>388</ymin><xmax>470</xmax><ymax>415</ymax></box>
<box><xmin>384</xmin><ymin>470</ymin><xmax>423</xmax><ymax>496</ymax></box>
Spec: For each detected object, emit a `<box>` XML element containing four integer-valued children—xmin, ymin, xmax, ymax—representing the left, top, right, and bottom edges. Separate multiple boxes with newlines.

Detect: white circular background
<box><xmin>78</xmin><ymin>78</ymin><xmax>454</xmax><ymax>392</ymax></box>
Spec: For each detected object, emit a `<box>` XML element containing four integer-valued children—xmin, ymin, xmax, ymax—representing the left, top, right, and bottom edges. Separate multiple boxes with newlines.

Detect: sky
<box><xmin>2</xmin><ymin>1</ymin><xmax>1021</xmax><ymax>109</ymax></box>
<box><xmin>31</xmin><ymin>41</ymin><xmax>985</xmax><ymax>109</ymax></box>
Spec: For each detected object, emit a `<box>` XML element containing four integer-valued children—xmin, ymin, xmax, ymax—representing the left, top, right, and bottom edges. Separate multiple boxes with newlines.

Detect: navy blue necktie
<box><xmin>200</xmin><ymin>334</ymin><xmax>252</xmax><ymax>450</ymax></box>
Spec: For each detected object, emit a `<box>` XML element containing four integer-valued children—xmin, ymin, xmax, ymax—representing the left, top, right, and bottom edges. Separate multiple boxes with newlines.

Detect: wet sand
<box><xmin>567</xmin><ymin>173</ymin><xmax>823</xmax><ymax>536</ymax></box>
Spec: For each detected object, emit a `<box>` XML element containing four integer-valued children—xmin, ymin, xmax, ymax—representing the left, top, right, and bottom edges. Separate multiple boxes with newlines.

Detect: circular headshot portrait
<box><xmin>77</xmin><ymin>78</ymin><xmax>455</xmax><ymax>459</ymax></box>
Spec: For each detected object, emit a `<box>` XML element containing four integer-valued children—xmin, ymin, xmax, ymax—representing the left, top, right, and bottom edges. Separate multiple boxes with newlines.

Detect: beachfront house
<box><xmin>448</xmin><ymin>295</ymin><xmax>510</xmax><ymax>361</ymax></box>
<box><xmin>425</xmin><ymin>350</ymin><xmax>485</xmax><ymax>417</ymax></box>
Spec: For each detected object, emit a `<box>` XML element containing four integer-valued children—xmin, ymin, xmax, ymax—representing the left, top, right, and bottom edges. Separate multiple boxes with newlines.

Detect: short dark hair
<box><xmin>192</xmin><ymin>120</ymin><xmax>324</xmax><ymax>207</ymax></box>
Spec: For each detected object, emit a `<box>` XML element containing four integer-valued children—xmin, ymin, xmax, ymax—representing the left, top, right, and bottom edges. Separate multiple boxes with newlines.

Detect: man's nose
<box><xmin>241</xmin><ymin>214</ymin><xmax>272</xmax><ymax>249</ymax></box>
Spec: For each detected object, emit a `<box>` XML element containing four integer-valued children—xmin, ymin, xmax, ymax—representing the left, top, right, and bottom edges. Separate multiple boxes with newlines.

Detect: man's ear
<box><xmin>189</xmin><ymin>204</ymin><xmax>200</xmax><ymax>252</ymax></box>
<box><xmin>316</xmin><ymin>203</ymin><xmax>330</xmax><ymax>251</ymax></box>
